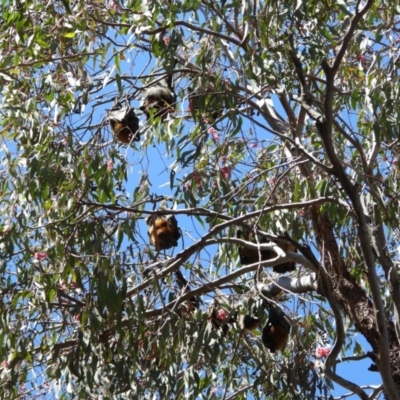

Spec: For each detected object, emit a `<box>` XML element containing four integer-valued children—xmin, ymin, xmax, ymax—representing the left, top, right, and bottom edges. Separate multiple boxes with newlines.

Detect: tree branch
<box><xmin>320</xmin><ymin>264</ymin><xmax>369</xmax><ymax>400</ymax></box>
<box><xmin>255</xmin><ymin>275</ymin><xmax>318</xmax><ymax>298</ymax></box>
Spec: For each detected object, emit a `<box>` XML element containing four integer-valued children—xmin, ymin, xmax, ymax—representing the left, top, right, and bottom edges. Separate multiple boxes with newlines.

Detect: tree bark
<box><xmin>309</xmin><ymin>206</ymin><xmax>400</xmax><ymax>398</ymax></box>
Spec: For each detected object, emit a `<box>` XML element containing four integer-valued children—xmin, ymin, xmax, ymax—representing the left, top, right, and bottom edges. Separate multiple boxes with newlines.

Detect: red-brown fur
<box><xmin>147</xmin><ymin>215</ymin><xmax>181</xmax><ymax>250</ymax></box>
<box><xmin>109</xmin><ymin>107</ymin><xmax>139</xmax><ymax>143</ymax></box>
<box><xmin>262</xmin><ymin>306</ymin><xmax>291</xmax><ymax>353</ymax></box>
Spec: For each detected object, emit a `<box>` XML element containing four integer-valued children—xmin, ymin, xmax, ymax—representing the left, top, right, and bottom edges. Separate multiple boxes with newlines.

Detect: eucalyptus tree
<box><xmin>0</xmin><ymin>0</ymin><xmax>399</xmax><ymax>399</ymax></box>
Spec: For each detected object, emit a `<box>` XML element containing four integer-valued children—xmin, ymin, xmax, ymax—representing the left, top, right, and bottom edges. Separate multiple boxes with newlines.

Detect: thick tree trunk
<box><xmin>309</xmin><ymin>206</ymin><xmax>400</xmax><ymax>396</ymax></box>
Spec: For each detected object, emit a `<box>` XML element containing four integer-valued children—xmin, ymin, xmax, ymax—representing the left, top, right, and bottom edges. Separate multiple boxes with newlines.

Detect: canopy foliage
<box><xmin>0</xmin><ymin>0</ymin><xmax>400</xmax><ymax>399</ymax></box>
